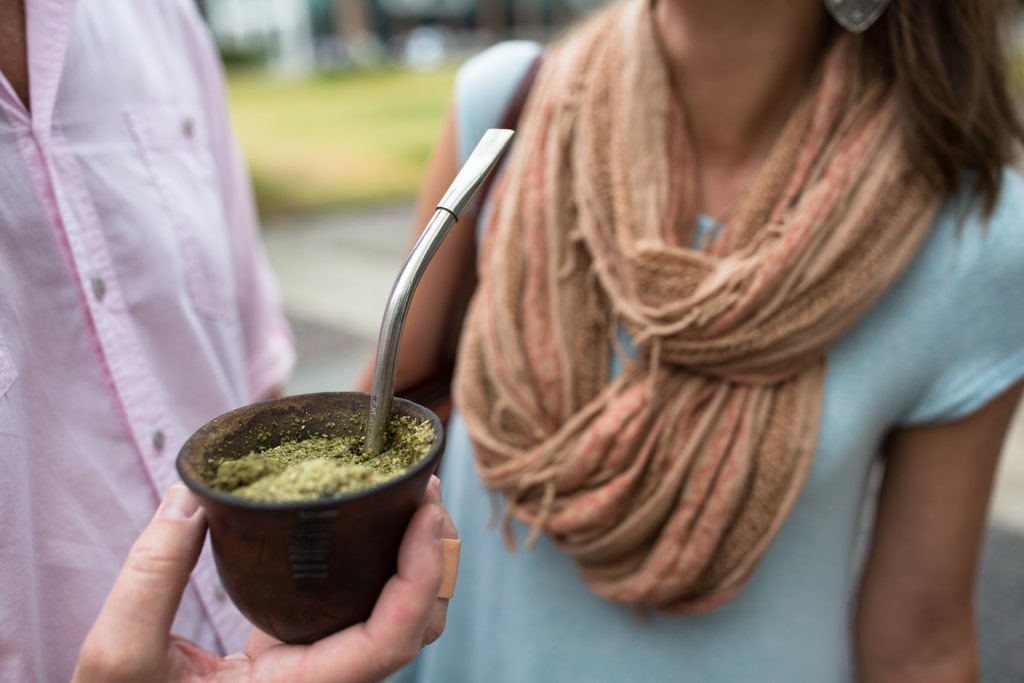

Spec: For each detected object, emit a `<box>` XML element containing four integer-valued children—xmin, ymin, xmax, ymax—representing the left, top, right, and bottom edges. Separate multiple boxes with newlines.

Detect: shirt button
<box><xmin>214</xmin><ymin>578</ymin><xmax>227</xmax><ymax>600</ymax></box>
<box><xmin>182</xmin><ymin>118</ymin><xmax>194</xmax><ymax>139</ymax></box>
<box><xmin>152</xmin><ymin>430</ymin><xmax>165</xmax><ymax>451</ymax></box>
<box><xmin>90</xmin><ymin>277</ymin><xmax>106</xmax><ymax>301</ymax></box>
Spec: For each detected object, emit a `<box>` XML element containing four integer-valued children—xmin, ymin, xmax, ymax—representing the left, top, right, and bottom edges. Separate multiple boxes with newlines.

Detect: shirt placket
<box><xmin>44</xmin><ymin>130</ymin><xmax>177</xmax><ymax>493</ymax></box>
<box><xmin>40</xmin><ymin>124</ymin><xmax>242</xmax><ymax>647</ymax></box>
<box><xmin>22</xmin><ymin>0</ymin><xmax>243</xmax><ymax>650</ymax></box>
<box><xmin>21</xmin><ymin>3</ymin><xmax>176</xmax><ymax>470</ymax></box>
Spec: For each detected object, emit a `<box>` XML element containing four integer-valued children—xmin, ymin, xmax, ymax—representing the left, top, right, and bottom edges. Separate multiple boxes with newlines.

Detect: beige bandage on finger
<box><xmin>438</xmin><ymin>539</ymin><xmax>461</xmax><ymax>599</ymax></box>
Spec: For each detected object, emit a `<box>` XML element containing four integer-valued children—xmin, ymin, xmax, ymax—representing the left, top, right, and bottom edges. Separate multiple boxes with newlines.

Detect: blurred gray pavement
<box><xmin>263</xmin><ymin>202</ymin><xmax>1024</xmax><ymax>681</ymax></box>
<box><xmin>263</xmin><ymin>203</ymin><xmax>410</xmax><ymax>395</ymax></box>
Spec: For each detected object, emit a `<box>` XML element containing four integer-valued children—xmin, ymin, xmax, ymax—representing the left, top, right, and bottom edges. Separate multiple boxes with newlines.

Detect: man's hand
<box><xmin>73</xmin><ymin>476</ymin><xmax>457</xmax><ymax>683</ymax></box>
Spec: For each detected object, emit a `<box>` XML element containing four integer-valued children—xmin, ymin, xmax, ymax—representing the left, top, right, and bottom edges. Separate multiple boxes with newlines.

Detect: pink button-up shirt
<box><xmin>0</xmin><ymin>1</ymin><xmax>296</xmax><ymax>679</ymax></box>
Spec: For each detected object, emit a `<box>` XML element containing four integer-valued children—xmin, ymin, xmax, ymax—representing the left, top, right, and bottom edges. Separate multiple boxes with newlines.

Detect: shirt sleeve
<box><xmin>900</xmin><ymin>172</ymin><xmax>1024</xmax><ymax>424</ymax></box>
<box><xmin>177</xmin><ymin>2</ymin><xmax>296</xmax><ymax>400</ymax></box>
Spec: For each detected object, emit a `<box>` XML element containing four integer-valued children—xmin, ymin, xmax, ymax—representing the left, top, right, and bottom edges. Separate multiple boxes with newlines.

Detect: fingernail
<box><xmin>158</xmin><ymin>483</ymin><xmax>200</xmax><ymax>520</ymax></box>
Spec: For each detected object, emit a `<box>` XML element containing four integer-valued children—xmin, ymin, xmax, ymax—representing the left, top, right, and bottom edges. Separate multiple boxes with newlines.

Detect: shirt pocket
<box><xmin>123</xmin><ymin>104</ymin><xmax>237</xmax><ymax>320</ymax></box>
<box><xmin>0</xmin><ymin>335</ymin><xmax>17</xmax><ymax>400</ymax></box>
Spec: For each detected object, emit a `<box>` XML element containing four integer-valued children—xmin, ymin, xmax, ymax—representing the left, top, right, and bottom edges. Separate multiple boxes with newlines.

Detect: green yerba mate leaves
<box><xmin>204</xmin><ymin>415</ymin><xmax>434</xmax><ymax>502</ymax></box>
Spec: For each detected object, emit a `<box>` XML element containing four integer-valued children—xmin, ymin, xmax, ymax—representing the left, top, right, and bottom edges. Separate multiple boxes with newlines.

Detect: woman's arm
<box><xmin>354</xmin><ymin>105</ymin><xmax>471</xmax><ymax>397</ymax></box>
<box><xmin>855</xmin><ymin>379</ymin><xmax>1023</xmax><ymax>682</ymax></box>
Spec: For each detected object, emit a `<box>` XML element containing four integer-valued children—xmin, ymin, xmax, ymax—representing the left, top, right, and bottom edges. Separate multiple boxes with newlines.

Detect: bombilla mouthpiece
<box><xmin>436</xmin><ymin>128</ymin><xmax>515</xmax><ymax>218</ymax></box>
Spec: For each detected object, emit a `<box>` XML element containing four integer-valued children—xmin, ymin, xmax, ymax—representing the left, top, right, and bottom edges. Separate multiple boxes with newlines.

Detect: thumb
<box><xmin>84</xmin><ymin>483</ymin><xmax>207</xmax><ymax>666</ymax></box>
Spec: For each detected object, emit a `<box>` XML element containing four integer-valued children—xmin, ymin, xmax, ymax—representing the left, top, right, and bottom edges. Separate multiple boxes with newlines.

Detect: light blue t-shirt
<box><xmin>400</xmin><ymin>41</ymin><xmax>1024</xmax><ymax>683</ymax></box>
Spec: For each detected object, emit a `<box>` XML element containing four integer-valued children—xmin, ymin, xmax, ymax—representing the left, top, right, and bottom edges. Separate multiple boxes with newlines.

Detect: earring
<box><xmin>824</xmin><ymin>0</ymin><xmax>891</xmax><ymax>33</ymax></box>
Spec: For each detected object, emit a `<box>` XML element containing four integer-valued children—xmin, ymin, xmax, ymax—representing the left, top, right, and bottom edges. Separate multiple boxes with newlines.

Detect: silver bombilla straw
<box><xmin>365</xmin><ymin>128</ymin><xmax>515</xmax><ymax>455</ymax></box>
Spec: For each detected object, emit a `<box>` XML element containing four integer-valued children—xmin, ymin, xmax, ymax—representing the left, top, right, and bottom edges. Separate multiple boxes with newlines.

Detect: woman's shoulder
<box><xmin>982</xmin><ymin>166</ymin><xmax>1024</xmax><ymax>255</ymax></box>
<box><xmin>888</xmin><ymin>167</ymin><xmax>1024</xmax><ymax>423</ymax></box>
<box><xmin>944</xmin><ymin>167</ymin><xmax>1024</xmax><ymax>271</ymax></box>
<box><xmin>922</xmin><ymin>168</ymin><xmax>1024</xmax><ymax>314</ymax></box>
<box><xmin>458</xmin><ymin>40</ymin><xmax>544</xmax><ymax>79</ymax></box>
<box><xmin>453</xmin><ymin>41</ymin><xmax>543</xmax><ymax>162</ymax></box>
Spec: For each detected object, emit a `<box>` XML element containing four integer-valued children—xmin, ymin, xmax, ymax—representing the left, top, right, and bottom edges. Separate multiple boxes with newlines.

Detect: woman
<box><xmin>372</xmin><ymin>0</ymin><xmax>1024</xmax><ymax>679</ymax></box>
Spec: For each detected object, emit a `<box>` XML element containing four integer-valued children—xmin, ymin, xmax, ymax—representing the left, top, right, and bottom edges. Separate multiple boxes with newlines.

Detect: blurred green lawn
<box><xmin>227</xmin><ymin>65</ymin><xmax>458</xmax><ymax>218</ymax></box>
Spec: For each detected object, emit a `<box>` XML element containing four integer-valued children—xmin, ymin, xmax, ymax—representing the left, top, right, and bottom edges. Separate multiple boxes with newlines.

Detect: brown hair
<box><xmin>858</xmin><ymin>0</ymin><xmax>1024</xmax><ymax>215</ymax></box>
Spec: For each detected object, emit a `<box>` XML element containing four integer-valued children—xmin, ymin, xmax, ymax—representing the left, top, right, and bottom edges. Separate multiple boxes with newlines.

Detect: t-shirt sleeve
<box><xmin>901</xmin><ymin>171</ymin><xmax>1024</xmax><ymax>424</ymax></box>
<box><xmin>454</xmin><ymin>40</ymin><xmax>543</xmax><ymax>165</ymax></box>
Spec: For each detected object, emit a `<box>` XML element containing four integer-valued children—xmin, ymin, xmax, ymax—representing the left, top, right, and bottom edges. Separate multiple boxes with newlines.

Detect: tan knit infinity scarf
<box><xmin>453</xmin><ymin>0</ymin><xmax>940</xmax><ymax>611</ymax></box>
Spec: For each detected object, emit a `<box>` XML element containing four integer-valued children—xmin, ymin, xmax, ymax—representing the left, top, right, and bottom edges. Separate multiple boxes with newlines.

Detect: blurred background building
<box><xmin>197</xmin><ymin>0</ymin><xmax>605</xmax><ymax>74</ymax></box>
